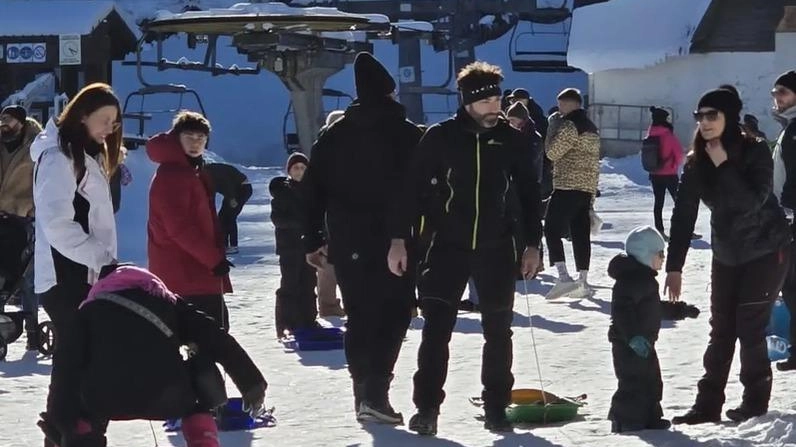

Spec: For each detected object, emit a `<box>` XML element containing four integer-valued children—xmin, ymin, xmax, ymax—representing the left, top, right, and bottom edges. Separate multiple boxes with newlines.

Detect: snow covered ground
<box><xmin>2</xmin><ymin>150</ymin><xmax>796</xmax><ymax>447</ymax></box>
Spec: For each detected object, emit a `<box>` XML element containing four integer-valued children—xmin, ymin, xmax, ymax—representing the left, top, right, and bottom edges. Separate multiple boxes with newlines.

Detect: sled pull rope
<box><xmin>149</xmin><ymin>420</ymin><xmax>159</xmax><ymax>446</ymax></box>
<box><xmin>522</xmin><ymin>278</ymin><xmax>548</xmax><ymax>406</ymax></box>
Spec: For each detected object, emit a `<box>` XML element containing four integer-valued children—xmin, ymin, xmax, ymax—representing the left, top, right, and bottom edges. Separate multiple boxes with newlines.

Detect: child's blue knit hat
<box><xmin>625</xmin><ymin>226</ymin><xmax>666</xmax><ymax>268</ymax></box>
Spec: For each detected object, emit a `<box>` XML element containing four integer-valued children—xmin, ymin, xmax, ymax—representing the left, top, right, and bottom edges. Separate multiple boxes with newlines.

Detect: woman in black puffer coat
<box><xmin>665</xmin><ymin>89</ymin><xmax>792</xmax><ymax>425</ymax></box>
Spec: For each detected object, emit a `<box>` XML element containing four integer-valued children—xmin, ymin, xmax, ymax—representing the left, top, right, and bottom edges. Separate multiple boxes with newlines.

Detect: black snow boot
<box><xmin>671</xmin><ymin>408</ymin><xmax>720</xmax><ymax>425</ymax></box>
<box><xmin>408</xmin><ymin>409</ymin><xmax>439</xmax><ymax>436</ymax></box>
<box><xmin>776</xmin><ymin>357</ymin><xmax>796</xmax><ymax>371</ymax></box>
<box><xmin>358</xmin><ymin>375</ymin><xmax>403</xmax><ymax>424</ymax></box>
<box><xmin>726</xmin><ymin>405</ymin><xmax>766</xmax><ymax>423</ymax></box>
<box><xmin>646</xmin><ymin>418</ymin><xmax>672</xmax><ymax>430</ymax></box>
<box><xmin>483</xmin><ymin>407</ymin><xmax>513</xmax><ymax>432</ymax></box>
<box><xmin>26</xmin><ymin>330</ymin><xmax>40</xmax><ymax>351</ymax></box>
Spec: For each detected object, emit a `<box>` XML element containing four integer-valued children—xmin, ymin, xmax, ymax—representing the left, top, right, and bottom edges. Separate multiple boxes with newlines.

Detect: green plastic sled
<box><xmin>504</xmin><ymin>389</ymin><xmax>586</xmax><ymax>424</ymax></box>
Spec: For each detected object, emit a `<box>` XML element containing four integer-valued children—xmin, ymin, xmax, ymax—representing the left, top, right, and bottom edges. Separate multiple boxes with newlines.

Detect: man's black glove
<box><xmin>212</xmin><ymin>259</ymin><xmax>234</xmax><ymax>277</ymax></box>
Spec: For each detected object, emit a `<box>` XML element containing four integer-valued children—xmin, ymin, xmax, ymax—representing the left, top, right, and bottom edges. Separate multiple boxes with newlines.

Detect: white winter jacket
<box><xmin>31</xmin><ymin>119</ymin><xmax>117</xmax><ymax>293</ymax></box>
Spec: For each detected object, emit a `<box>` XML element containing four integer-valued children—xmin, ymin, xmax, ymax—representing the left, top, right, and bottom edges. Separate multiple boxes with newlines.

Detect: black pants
<box><xmin>608</xmin><ymin>343</ymin><xmax>663</xmax><ymax>427</ymax></box>
<box><xmin>219</xmin><ymin>184</ymin><xmax>253</xmax><ymax>248</ymax></box>
<box><xmin>413</xmin><ymin>239</ymin><xmax>516</xmax><ymax>412</ymax></box>
<box><xmin>544</xmin><ymin>189</ymin><xmax>592</xmax><ymax>270</ymax></box>
<box><xmin>694</xmin><ymin>250</ymin><xmax>789</xmax><ymax>414</ymax></box>
<box><xmin>41</xmin><ymin>283</ymin><xmax>92</xmax><ymax>416</ymax></box>
<box><xmin>334</xmin><ymin>249</ymin><xmax>413</xmax><ymax>401</ymax></box>
<box><xmin>275</xmin><ymin>252</ymin><xmax>317</xmax><ymax>337</ymax></box>
<box><xmin>184</xmin><ymin>294</ymin><xmax>229</xmax><ymax>332</ymax></box>
<box><xmin>650</xmin><ymin>175</ymin><xmax>678</xmax><ymax>235</ymax></box>
<box><xmin>782</xmin><ymin>240</ymin><xmax>796</xmax><ymax>357</ymax></box>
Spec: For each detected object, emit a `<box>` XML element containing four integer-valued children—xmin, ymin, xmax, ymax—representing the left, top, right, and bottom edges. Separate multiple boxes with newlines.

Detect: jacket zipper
<box><xmin>444</xmin><ymin>168</ymin><xmax>454</xmax><ymax>213</ymax></box>
<box><xmin>472</xmin><ymin>136</ymin><xmax>481</xmax><ymax>250</ymax></box>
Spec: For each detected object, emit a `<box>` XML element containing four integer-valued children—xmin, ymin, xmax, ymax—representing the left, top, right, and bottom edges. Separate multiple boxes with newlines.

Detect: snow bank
<box><xmin>0</xmin><ymin>0</ymin><xmax>140</xmax><ymax>38</ymax></box>
<box><xmin>568</xmin><ymin>0</ymin><xmax>711</xmax><ymax>73</ymax></box>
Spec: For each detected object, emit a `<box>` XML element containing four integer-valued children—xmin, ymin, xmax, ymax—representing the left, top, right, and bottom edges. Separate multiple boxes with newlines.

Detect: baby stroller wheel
<box><xmin>37</xmin><ymin>321</ymin><xmax>55</xmax><ymax>356</ymax></box>
<box><xmin>0</xmin><ymin>337</ymin><xmax>7</xmax><ymax>361</ymax></box>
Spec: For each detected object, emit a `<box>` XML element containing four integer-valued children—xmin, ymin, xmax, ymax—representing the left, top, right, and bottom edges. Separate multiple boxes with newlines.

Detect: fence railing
<box><xmin>588</xmin><ymin>103</ymin><xmax>674</xmax><ymax>141</ymax></box>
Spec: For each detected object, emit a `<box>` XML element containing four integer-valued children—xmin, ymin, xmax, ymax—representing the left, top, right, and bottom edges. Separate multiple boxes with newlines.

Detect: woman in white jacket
<box><xmin>32</xmin><ymin>83</ymin><xmax>120</xmax><ymax>444</ymax></box>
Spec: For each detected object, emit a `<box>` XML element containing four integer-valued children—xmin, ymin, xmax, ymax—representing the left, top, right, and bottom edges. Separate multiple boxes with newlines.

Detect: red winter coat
<box><xmin>647</xmin><ymin>125</ymin><xmax>684</xmax><ymax>176</ymax></box>
<box><xmin>146</xmin><ymin>132</ymin><xmax>232</xmax><ymax>296</ymax></box>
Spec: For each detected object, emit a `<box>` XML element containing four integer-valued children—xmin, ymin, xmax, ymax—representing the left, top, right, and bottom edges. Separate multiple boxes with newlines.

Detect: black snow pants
<box><xmin>608</xmin><ymin>343</ymin><xmax>663</xmax><ymax>428</ymax></box>
<box><xmin>693</xmin><ymin>249</ymin><xmax>789</xmax><ymax>415</ymax></box>
<box><xmin>219</xmin><ymin>183</ymin><xmax>253</xmax><ymax>248</ymax></box>
<box><xmin>413</xmin><ymin>238</ymin><xmax>516</xmax><ymax>414</ymax></box>
<box><xmin>275</xmin><ymin>251</ymin><xmax>317</xmax><ymax>338</ymax></box>
<box><xmin>650</xmin><ymin>174</ymin><xmax>678</xmax><ymax>235</ymax></box>
<box><xmin>544</xmin><ymin>189</ymin><xmax>592</xmax><ymax>270</ymax></box>
<box><xmin>334</xmin><ymin>248</ymin><xmax>413</xmax><ymax>405</ymax></box>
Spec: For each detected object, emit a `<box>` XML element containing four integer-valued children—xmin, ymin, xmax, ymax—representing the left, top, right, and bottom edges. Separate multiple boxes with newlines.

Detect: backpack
<box><xmin>641</xmin><ymin>135</ymin><xmax>662</xmax><ymax>172</ymax></box>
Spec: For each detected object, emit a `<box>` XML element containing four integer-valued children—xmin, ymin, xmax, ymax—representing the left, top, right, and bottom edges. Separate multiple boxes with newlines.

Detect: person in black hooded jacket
<box><xmin>608</xmin><ymin>226</ymin><xmax>669</xmax><ymax>433</ymax></box>
<box><xmin>304</xmin><ymin>51</ymin><xmax>423</xmax><ymax>425</ymax></box>
<box><xmin>388</xmin><ymin>61</ymin><xmax>542</xmax><ymax>435</ymax></box>
<box><xmin>270</xmin><ymin>152</ymin><xmax>319</xmax><ymax>338</ymax></box>
<box><xmin>666</xmin><ymin>89</ymin><xmax>792</xmax><ymax>425</ymax></box>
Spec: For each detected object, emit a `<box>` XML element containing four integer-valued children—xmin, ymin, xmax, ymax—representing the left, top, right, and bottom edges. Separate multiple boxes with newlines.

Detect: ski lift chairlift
<box><xmin>510</xmin><ymin>7</ymin><xmax>578</xmax><ymax>73</ymax></box>
<box><xmin>122</xmin><ymin>84</ymin><xmax>208</xmax><ymax>149</ymax></box>
<box><xmin>282</xmin><ymin>88</ymin><xmax>353</xmax><ymax>154</ymax></box>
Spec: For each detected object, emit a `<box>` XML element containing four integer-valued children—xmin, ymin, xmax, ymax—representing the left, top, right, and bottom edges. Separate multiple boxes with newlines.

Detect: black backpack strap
<box><xmin>92</xmin><ymin>292</ymin><xmax>175</xmax><ymax>338</ymax></box>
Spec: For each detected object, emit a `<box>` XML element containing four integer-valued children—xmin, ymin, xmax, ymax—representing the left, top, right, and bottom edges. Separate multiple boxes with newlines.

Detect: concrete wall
<box><xmin>589</xmin><ymin>31</ymin><xmax>796</xmax><ymax>156</ymax></box>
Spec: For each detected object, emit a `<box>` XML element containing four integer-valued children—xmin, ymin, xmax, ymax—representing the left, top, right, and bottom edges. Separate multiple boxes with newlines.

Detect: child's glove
<box><xmin>242</xmin><ymin>382</ymin><xmax>267</xmax><ymax>418</ymax></box>
<box><xmin>628</xmin><ymin>336</ymin><xmax>652</xmax><ymax>359</ymax></box>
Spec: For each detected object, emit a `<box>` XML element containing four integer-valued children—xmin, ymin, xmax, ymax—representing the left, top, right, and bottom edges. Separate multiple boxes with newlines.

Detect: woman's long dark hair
<box><xmin>56</xmin><ymin>83</ymin><xmax>122</xmax><ymax>179</ymax></box>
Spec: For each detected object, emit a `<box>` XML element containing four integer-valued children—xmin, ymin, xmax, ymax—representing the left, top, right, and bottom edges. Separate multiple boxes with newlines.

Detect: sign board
<box><xmin>6</xmin><ymin>43</ymin><xmax>47</xmax><ymax>64</ymax></box>
<box><xmin>59</xmin><ymin>34</ymin><xmax>81</xmax><ymax>65</ymax></box>
<box><xmin>399</xmin><ymin>66</ymin><xmax>416</xmax><ymax>84</ymax></box>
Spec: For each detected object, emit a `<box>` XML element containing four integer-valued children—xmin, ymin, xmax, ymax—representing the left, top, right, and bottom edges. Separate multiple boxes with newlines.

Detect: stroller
<box><xmin>0</xmin><ymin>213</ymin><xmax>55</xmax><ymax>360</ymax></box>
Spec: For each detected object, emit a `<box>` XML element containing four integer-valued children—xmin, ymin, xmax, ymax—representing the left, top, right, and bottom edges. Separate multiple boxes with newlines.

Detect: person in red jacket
<box><xmin>647</xmin><ymin>107</ymin><xmax>684</xmax><ymax>240</ymax></box>
<box><xmin>146</xmin><ymin>111</ymin><xmax>232</xmax><ymax>329</ymax></box>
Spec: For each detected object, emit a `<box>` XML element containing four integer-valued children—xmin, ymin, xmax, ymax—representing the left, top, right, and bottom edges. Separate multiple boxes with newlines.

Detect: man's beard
<box><xmin>0</xmin><ymin>126</ymin><xmax>20</xmax><ymax>142</ymax></box>
<box><xmin>476</xmin><ymin>113</ymin><xmax>500</xmax><ymax>128</ymax></box>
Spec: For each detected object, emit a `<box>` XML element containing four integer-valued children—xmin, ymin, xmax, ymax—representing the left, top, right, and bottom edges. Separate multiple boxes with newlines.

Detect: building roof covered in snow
<box><xmin>0</xmin><ymin>0</ymin><xmax>140</xmax><ymax>39</ymax></box>
<box><xmin>567</xmin><ymin>0</ymin><xmax>711</xmax><ymax>73</ymax></box>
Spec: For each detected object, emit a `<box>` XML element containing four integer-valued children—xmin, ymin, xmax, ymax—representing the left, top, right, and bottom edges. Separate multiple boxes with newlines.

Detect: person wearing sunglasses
<box><xmin>770</xmin><ymin>70</ymin><xmax>796</xmax><ymax>372</ymax></box>
<box><xmin>666</xmin><ymin>88</ymin><xmax>792</xmax><ymax>425</ymax></box>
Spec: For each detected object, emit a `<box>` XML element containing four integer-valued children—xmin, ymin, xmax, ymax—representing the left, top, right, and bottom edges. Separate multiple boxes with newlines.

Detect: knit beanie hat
<box><xmin>286</xmin><ymin>151</ymin><xmax>309</xmax><ymax>172</ymax></box>
<box><xmin>0</xmin><ymin>105</ymin><xmax>26</xmax><ymax>124</ymax></box>
<box><xmin>649</xmin><ymin>106</ymin><xmax>669</xmax><ymax>126</ymax></box>
<box><xmin>624</xmin><ymin>226</ymin><xmax>666</xmax><ymax>269</ymax></box>
<box><xmin>354</xmin><ymin>52</ymin><xmax>395</xmax><ymax>101</ymax></box>
<box><xmin>775</xmin><ymin>70</ymin><xmax>796</xmax><ymax>95</ymax></box>
<box><xmin>697</xmin><ymin>88</ymin><xmax>743</xmax><ymax>123</ymax></box>
<box><xmin>557</xmin><ymin>88</ymin><xmax>583</xmax><ymax>104</ymax></box>
<box><xmin>507</xmin><ymin>102</ymin><xmax>530</xmax><ymax>121</ymax></box>
<box><xmin>508</xmin><ymin>88</ymin><xmax>530</xmax><ymax>101</ymax></box>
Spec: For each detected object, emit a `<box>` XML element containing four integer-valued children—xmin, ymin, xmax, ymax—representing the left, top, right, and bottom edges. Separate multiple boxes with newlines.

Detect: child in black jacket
<box><xmin>269</xmin><ymin>152</ymin><xmax>318</xmax><ymax>338</ymax></box>
<box><xmin>607</xmin><ymin>226</ymin><xmax>669</xmax><ymax>433</ymax></box>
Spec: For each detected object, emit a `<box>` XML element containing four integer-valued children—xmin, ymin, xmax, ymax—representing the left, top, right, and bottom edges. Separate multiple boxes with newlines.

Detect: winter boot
<box><xmin>726</xmin><ymin>405</ymin><xmax>766</xmax><ymax>423</ymax></box>
<box><xmin>776</xmin><ymin>357</ymin><xmax>796</xmax><ymax>371</ymax></box>
<box><xmin>408</xmin><ymin>409</ymin><xmax>439</xmax><ymax>436</ymax></box>
<box><xmin>358</xmin><ymin>375</ymin><xmax>403</xmax><ymax>424</ymax></box>
<box><xmin>182</xmin><ymin>413</ymin><xmax>220</xmax><ymax>447</ymax></box>
<box><xmin>545</xmin><ymin>274</ymin><xmax>579</xmax><ymax>299</ymax></box>
<box><xmin>646</xmin><ymin>418</ymin><xmax>672</xmax><ymax>430</ymax></box>
<box><xmin>483</xmin><ymin>407</ymin><xmax>513</xmax><ymax>432</ymax></box>
<box><xmin>671</xmin><ymin>407</ymin><xmax>720</xmax><ymax>425</ymax></box>
<box><xmin>319</xmin><ymin>299</ymin><xmax>346</xmax><ymax>318</ymax></box>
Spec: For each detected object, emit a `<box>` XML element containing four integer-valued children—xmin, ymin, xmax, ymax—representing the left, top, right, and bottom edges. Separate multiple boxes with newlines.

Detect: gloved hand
<box><xmin>242</xmin><ymin>382</ymin><xmax>267</xmax><ymax>418</ymax></box>
<box><xmin>212</xmin><ymin>259</ymin><xmax>234</xmax><ymax>277</ymax></box>
<box><xmin>628</xmin><ymin>336</ymin><xmax>652</xmax><ymax>359</ymax></box>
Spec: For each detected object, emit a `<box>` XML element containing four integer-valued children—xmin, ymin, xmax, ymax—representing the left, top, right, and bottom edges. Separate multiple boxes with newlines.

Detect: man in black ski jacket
<box><xmin>304</xmin><ymin>52</ymin><xmax>423</xmax><ymax>425</ymax></box>
<box><xmin>771</xmin><ymin>70</ymin><xmax>796</xmax><ymax>371</ymax></box>
<box><xmin>388</xmin><ymin>61</ymin><xmax>542</xmax><ymax>435</ymax></box>
<box><xmin>206</xmin><ymin>162</ymin><xmax>252</xmax><ymax>254</ymax></box>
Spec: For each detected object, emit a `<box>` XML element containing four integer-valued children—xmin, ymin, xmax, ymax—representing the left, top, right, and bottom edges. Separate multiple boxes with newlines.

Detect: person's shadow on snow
<box><xmin>629</xmin><ymin>426</ymin><xmax>713</xmax><ymax>446</ymax></box>
<box><xmin>358</xmin><ymin>423</ymin><xmax>468</xmax><ymax>447</ymax></box>
<box><xmin>0</xmin><ymin>350</ymin><xmax>52</xmax><ymax>378</ymax></box>
<box><xmin>291</xmin><ymin>348</ymin><xmax>348</xmax><ymax>370</ymax></box>
<box><xmin>490</xmin><ymin>429</ymin><xmax>568</xmax><ymax>447</ymax></box>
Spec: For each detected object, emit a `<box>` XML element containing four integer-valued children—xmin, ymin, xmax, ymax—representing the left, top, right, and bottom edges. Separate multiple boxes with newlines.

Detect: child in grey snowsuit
<box><xmin>607</xmin><ymin>226</ymin><xmax>670</xmax><ymax>433</ymax></box>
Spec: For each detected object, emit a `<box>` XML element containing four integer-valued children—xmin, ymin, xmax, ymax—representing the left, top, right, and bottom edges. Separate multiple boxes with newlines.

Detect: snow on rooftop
<box><xmin>0</xmin><ymin>0</ymin><xmax>141</xmax><ymax>38</ymax></box>
<box><xmin>568</xmin><ymin>0</ymin><xmax>712</xmax><ymax>73</ymax></box>
<box><xmin>152</xmin><ymin>2</ymin><xmax>389</xmax><ymax>25</ymax></box>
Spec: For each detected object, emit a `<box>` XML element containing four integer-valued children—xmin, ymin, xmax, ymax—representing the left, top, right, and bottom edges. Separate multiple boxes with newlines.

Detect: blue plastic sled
<box><xmin>766</xmin><ymin>297</ymin><xmax>792</xmax><ymax>361</ymax></box>
<box><xmin>164</xmin><ymin>398</ymin><xmax>276</xmax><ymax>432</ymax></box>
<box><xmin>280</xmin><ymin>326</ymin><xmax>345</xmax><ymax>351</ymax></box>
